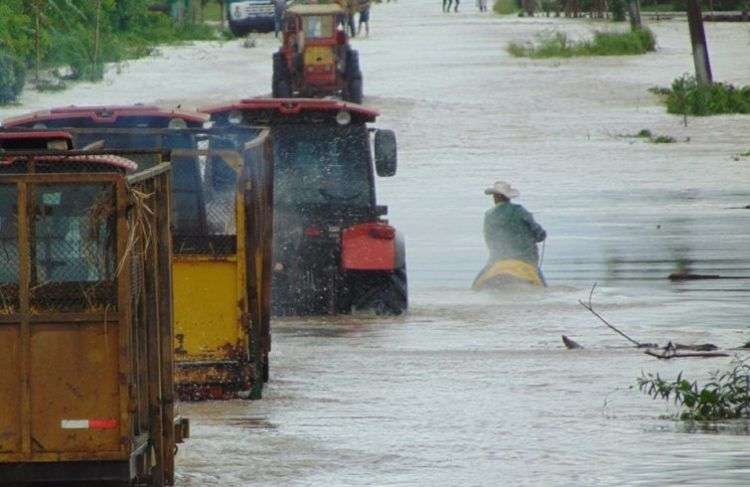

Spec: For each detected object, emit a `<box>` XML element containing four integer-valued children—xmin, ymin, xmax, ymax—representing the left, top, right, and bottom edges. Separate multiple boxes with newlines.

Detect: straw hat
<box><xmin>484</xmin><ymin>181</ymin><xmax>519</xmax><ymax>199</ymax></box>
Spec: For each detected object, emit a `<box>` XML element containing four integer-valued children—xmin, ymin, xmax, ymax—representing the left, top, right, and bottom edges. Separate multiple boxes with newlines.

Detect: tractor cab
<box><xmin>273</xmin><ymin>4</ymin><xmax>363</xmax><ymax>103</ymax></box>
<box><xmin>203</xmin><ymin>98</ymin><xmax>406</xmax><ymax>316</ymax></box>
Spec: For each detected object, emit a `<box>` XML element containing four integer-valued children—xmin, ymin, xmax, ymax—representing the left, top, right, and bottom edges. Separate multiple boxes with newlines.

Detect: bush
<box><xmin>494</xmin><ymin>0</ymin><xmax>521</xmax><ymax>14</ymax></box>
<box><xmin>0</xmin><ymin>53</ymin><xmax>26</xmax><ymax>105</ymax></box>
<box><xmin>507</xmin><ymin>28</ymin><xmax>657</xmax><ymax>58</ymax></box>
<box><xmin>638</xmin><ymin>357</ymin><xmax>750</xmax><ymax>420</ymax></box>
<box><xmin>660</xmin><ymin>75</ymin><xmax>750</xmax><ymax>116</ymax></box>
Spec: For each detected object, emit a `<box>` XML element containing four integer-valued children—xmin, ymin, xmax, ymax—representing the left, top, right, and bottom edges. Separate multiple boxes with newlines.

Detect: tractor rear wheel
<box><xmin>343</xmin><ymin>49</ymin><xmax>363</xmax><ymax>104</ymax></box>
<box><xmin>349</xmin><ymin>268</ymin><xmax>408</xmax><ymax>316</ymax></box>
<box><xmin>272</xmin><ymin>52</ymin><xmax>292</xmax><ymax>98</ymax></box>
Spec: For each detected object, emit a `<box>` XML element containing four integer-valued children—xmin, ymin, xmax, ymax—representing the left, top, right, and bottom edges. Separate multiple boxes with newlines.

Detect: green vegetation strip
<box><xmin>638</xmin><ymin>357</ymin><xmax>750</xmax><ymax>421</ymax></box>
<box><xmin>650</xmin><ymin>75</ymin><xmax>750</xmax><ymax>116</ymax></box>
<box><xmin>0</xmin><ymin>0</ymin><xmax>220</xmax><ymax>104</ymax></box>
<box><xmin>507</xmin><ymin>28</ymin><xmax>656</xmax><ymax>58</ymax></box>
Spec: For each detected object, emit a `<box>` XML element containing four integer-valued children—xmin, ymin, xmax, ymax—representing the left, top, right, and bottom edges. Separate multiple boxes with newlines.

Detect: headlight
<box><xmin>336</xmin><ymin>110</ymin><xmax>351</xmax><ymax>126</ymax></box>
<box><xmin>228</xmin><ymin>110</ymin><xmax>243</xmax><ymax>125</ymax></box>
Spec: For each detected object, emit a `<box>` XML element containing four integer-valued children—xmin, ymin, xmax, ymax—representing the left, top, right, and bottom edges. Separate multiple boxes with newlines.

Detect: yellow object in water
<box><xmin>472</xmin><ymin>259</ymin><xmax>545</xmax><ymax>290</ymax></box>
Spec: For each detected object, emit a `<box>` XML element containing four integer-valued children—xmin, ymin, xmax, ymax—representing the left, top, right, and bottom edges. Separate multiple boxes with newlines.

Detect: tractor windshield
<box><xmin>303</xmin><ymin>16</ymin><xmax>335</xmax><ymax>38</ymax></box>
<box><xmin>273</xmin><ymin>124</ymin><xmax>373</xmax><ymax>209</ymax></box>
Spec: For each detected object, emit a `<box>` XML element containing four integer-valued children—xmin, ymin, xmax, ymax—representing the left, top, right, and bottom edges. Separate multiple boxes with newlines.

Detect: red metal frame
<box><xmin>201</xmin><ymin>98</ymin><xmax>379</xmax><ymax>122</ymax></box>
<box><xmin>3</xmin><ymin>105</ymin><xmax>208</xmax><ymax>128</ymax></box>
<box><xmin>341</xmin><ymin>223</ymin><xmax>397</xmax><ymax>271</ymax></box>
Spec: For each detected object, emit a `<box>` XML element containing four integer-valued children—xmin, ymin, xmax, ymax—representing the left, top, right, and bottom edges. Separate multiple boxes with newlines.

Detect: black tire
<box><xmin>350</xmin><ymin>268</ymin><xmax>408</xmax><ymax>316</ymax></box>
<box><xmin>229</xmin><ymin>22</ymin><xmax>250</xmax><ymax>38</ymax></box>
<box><xmin>343</xmin><ymin>49</ymin><xmax>363</xmax><ymax>104</ymax></box>
<box><xmin>272</xmin><ymin>52</ymin><xmax>292</xmax><ymax>98</ymax></box>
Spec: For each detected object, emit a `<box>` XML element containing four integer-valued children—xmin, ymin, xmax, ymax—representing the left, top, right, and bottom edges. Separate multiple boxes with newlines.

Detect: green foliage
<box><xmin>0</xmin><ymin>53</ymin><xmax>26</xmax><ymax>105</ymax></box>
<box><xmin>507</xmin><ymin>28</ymin><xmax>656</xmax><ymax>58</ymax></box>
<box><xmin>660</xmin><ymin>75</ymin><xmax>750</xmax><ymax>116</ymax></box>
<box><xmin>651</xmin><ymin>135</ymin><xmax>676</xmax><ymax>143</ymax></box>
<box><xmin>0</xmin><ymin>0</ymin><xmax>219</xmax><ymax>90</ymax></box>
<box><xmin>609</xmin><ymin>0</ymin><xmax>627</xmax><ymax>21</ymax></box>
<box><xmin>494</xmin><ymin>0</ymin><xmax>520</xmax><ymax>15</ymax></box>
<box><xmin>638</xmin><ymin>357</ymin><xmax>750</xmax><ymax>420</ymax></box>
<box><xmin>636</xmin><ymin>129</ymin><xmax>653</xmax><ymax>138</ymax></box>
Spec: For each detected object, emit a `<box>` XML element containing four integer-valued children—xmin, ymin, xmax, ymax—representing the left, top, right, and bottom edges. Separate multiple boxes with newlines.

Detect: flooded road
<box><xmin>174</xmin><ymin>4</ymin><xmax>749</xmax><ymax>483</ymax></box>
<box><xmin>3</xmin><ymin>0</ymin><xmax>750</xmax><ymax>484</ymax></box>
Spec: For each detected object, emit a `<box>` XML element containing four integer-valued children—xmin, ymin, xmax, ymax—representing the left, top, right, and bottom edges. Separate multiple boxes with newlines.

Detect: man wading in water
<box><xmin>474</xmin><ymin>181</ymin><xmax>547</xmax><ymax>288</ymax></box>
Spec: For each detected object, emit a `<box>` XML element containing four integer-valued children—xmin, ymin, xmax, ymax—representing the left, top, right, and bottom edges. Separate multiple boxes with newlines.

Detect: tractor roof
<box><xmin>287</xmin><ymin>4</ymin><xmax>345</xmax><ymax>15</ymax></box>
<box><xmin>3</xmin><ymin>104</ymin><xmax>208</xmax><ymax>128</ymax></box>
<box><xmin>0</xmin><ymin>131</ymin><xmax>74</xmax><ymax>150</ymax></box>
<box><xmin>201</xmin><ymin>98</ymin><xmax>379</xmax><ymax>124</ymax></box>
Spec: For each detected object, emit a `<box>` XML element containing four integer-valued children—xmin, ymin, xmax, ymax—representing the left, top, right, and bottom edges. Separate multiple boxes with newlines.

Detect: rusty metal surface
<box><xmin>0</xmin><ymin>149</ymin><xmax>182</xmax><ymax>485</ymax></box>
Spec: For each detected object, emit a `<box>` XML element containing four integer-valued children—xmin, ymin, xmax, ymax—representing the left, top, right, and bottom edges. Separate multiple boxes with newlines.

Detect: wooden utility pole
<box><xmin>33</xmin><ymin>0</ymin><xmax>43</xmax><ymax>83</ymax></box>
<box><xmin>686</xmin><ymin>0</ymin><xmax>713</xmax><ymax>85</ymax></box>
<box><xmin>219</xmin><ymin>0</ymin><xmax>226</xmax><ymax>30</ymax></box>
<box><xmin>627</xmin><ymin>0</ymin><xmax>642</xmax><ymax>30</ymax></box>
<box><xmin>93</xmin><ymin>0</ymin><xmax>102</xmax><ymax>77</ymax></box>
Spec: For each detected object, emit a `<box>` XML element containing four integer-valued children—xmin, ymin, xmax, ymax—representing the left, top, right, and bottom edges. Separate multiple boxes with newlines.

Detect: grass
<box><xmin>651</xmin><ymin>75</ymin><xmax>750</xmax><ymax>116</ymax></box>
<box><xmin>494</xmin><ymin>0</ymin><xmax>520</xmax><ymax>15</ymax></box>
<box><xmin>740</xmin><ymin>150</ymin><xmax>750</xmax><ymax>157</ymax></box>
<box><xmin>507</xmin><ymin>28</ymin><xmax>656</xmax><ymax>58</ymax></box>
<box><xmin>623</xmin><ymin>128</ymin><xmax>677</xmax><ymax>143</ymax></box>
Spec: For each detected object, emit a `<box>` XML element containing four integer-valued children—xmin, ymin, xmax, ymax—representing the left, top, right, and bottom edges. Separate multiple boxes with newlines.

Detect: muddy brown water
<box><xmin>175</xmin><ymin>4</ymin><xmax>749</xmax><ymax>484</ymax></box>
<box><xmin>2</xmin><ymin>0</ymin><xmax>749</xmax><ymax>484</ymax></box>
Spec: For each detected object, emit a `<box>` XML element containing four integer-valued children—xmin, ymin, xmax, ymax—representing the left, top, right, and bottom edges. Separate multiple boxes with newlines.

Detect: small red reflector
<box><xmin>369</xmin><ymin>226</ymin><xmax>395</xmax><ymax>240</ymax></box>
<box><xmin>304</xmin><ymin>226</ymin><xmax>322</xmax><ymax>237</ymax></box>
<box><xmin>89</xmin><ymin>419</ymin><xmax>118</xmax><ymax>430</ymax></box>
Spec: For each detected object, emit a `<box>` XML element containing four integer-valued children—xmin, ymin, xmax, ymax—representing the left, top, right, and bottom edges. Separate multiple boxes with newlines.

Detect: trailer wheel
<box><xmin>351</xmin><ymin>268</ymin><xmax>408</xmax><ymax>316</ymax></box>
<box><xmin>230</xmin><ymin>22</ymin><xmax>250</xmax><ymax>38</ymax></box>
<box><xmin>343</xmin><ymin>49</ymin><xmax>363</xmax><ymax>104</ymax></box>
<box><xmin>272</xmin><ymin>52</ymin><xmax>292</xmax><ymax>98</ymax></box>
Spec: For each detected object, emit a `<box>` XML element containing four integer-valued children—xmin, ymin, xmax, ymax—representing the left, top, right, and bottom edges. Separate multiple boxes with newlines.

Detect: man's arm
<box><xmin>518</xmin><ymin>206</ymin><xmax>546</xmax><ymax>242</ymax></box>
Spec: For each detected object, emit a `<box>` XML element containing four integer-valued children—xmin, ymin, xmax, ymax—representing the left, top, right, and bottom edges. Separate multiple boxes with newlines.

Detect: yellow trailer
<box><xmin>0</xmin><ymin>132</ymin><xmax>186</xmax><ymax>485</ymax></box>
<box><xmin>2</xmin><ymin>108</ymin><xmax>275</xmax><ymax>400</ymax></box>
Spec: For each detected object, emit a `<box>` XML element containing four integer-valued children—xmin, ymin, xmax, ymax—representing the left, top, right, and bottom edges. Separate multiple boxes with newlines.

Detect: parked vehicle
<box><xmin>228</xmin><ymin>0</ymin><xmax>276</xmax><ymax>36</ymax></box>
<box><xmin>203</xmin><ymin>98</ymin><xmax>407</xmax><ymax>316</ymax></box>
<box><xmin>3</xmin><ymin>106</ymin><xmax>275</xmax><ymax>400</ymax></box>
<box><xmin>273</xmin><ymin>4</ymin><xmax>363</xmax><ymax>103</ymax></box>
<box><xmin>0</xmin><ymin>135</ymin><xmax>187</xmax><ymax>485</ymax></box>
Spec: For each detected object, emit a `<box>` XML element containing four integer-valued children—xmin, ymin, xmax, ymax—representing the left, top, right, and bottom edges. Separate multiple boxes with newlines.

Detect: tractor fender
<box><xmin>341</xmin><ymin>222</ymin><xmax>400</xmax><ymax>271</ymax></box>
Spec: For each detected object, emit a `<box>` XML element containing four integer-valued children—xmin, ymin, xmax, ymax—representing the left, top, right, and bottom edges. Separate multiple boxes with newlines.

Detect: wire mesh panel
<box><xmin>172</xmin><ymin>150</ymin><xmax>240</xmax><ymax>256</ymax></box>
<box><xmin>0</xmin><ymin>184</ymin><xmax>19</xmax><ymax>314</ymax></box>
<box><xmin>29</xmin><ymin>183</ymin><xmax>117</xmax><ymax>313</ymax></box>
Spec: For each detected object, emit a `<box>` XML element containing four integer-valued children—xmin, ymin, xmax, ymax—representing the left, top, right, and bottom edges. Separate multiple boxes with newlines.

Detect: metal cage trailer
<box><xmin>0</xmin><ymin>141</ymin><xmax>188</xmax><ymax>485</ymax></box>
<box><xmin>3</xmin><ymin>106</ymin><xmax>276</xmax><ymax>401</ymax></box>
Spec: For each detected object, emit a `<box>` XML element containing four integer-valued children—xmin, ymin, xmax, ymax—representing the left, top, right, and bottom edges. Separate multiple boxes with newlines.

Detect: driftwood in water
<box><xmin>562</xmin><ymin>335</ymin><xmax>583</xmax><ymax>349</ymax></box>
<box><xmin>644</xmin><ymin>349</ymin><xmax>729</xmax><ymax>359</ymax></box>
<box><xmin>579</xmin><ymin>284</ymin><xmax>657</xmax><ymax>348</ymax></box>
<box><xmin>673</xmin><ymin>342</ymin><xmax>718</xmax><ymax>351</ymax></box>
<box><xmin>668</xmin><ymin>272</ymin><xmax>721</xmax><ymax>281</ymax></box>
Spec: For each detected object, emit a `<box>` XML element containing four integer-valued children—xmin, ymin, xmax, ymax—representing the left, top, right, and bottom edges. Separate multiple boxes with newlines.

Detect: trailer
<box><xmin>3</xmin><ymin>106</ymin><xmax>275</xmax><ymax>400</ymax></box>
<box><xmin>0</xmin><ymin>134</ymin><xmax>187</xmax><ymax>485</ymax></box>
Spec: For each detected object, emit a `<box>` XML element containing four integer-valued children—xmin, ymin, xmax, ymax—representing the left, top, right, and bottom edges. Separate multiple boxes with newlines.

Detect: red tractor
<box><xmin>272</xmin><ymin>4</ymin><xmax>363</xmax><ymax>104</ymax></box>
<box><xmin>203</xmin><ymin>98</ymin><xmax>407</xmax><ymax>316</ymax></box>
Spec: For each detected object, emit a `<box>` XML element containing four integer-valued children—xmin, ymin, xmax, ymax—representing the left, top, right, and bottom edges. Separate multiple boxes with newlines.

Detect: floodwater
<box><xmin>3</xmin><ymin>1</ymin><xmax>750</xmax><ymax>485</ymax></box>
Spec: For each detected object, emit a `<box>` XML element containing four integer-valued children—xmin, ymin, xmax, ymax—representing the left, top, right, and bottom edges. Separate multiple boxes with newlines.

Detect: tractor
<box><xmin>203</xmin><ymin>98</ymin><xmax>407</xmax><ymax>316</ymax></box>
<box><xmin>272</xmin><ymin>4</ymin><xmax>363</xmax><ymax>104</ymax></box>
